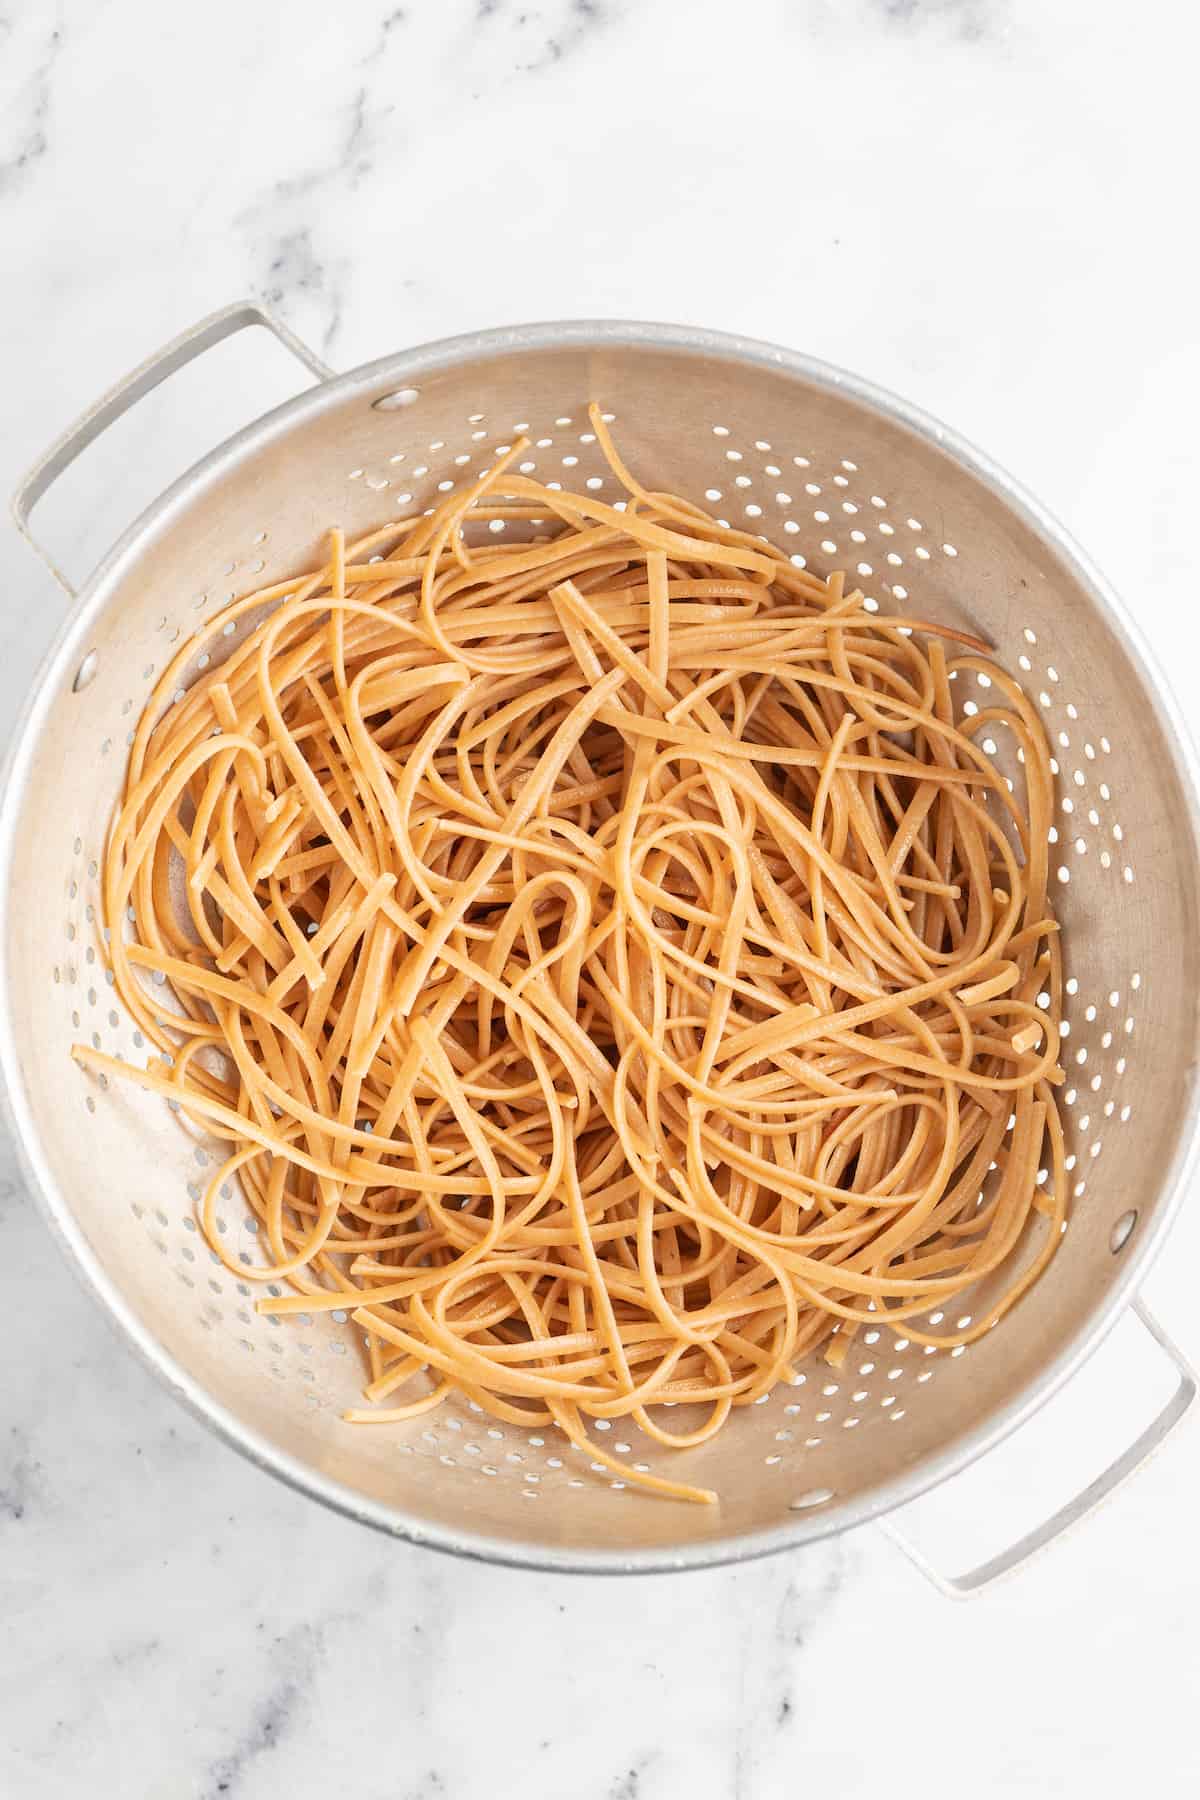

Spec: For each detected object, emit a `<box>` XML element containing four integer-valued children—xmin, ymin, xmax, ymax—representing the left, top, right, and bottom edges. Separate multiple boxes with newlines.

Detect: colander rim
<box><xmin>3</xmin><ymin>314</ymin><xmax>1199</xmax><ymax>1573</ymax></box>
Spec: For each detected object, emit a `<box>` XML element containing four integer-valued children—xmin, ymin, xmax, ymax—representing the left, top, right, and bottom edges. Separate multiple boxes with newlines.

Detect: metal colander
<box><xmin>4</xmin><ymin>305</ymin><xmax>1199</xmax><ymax>1584</ymax></box>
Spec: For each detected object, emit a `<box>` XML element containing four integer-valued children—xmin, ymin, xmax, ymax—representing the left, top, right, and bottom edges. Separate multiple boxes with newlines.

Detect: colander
<box><xmin>4</xmin><ymin>303</ymin><xmax>1199</xmax><ymax>1588</ymax></box>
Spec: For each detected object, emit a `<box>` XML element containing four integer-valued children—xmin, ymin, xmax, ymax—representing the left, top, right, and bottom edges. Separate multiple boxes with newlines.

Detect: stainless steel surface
<box><xmin>879</xmin><ymin>1299</ymin><xmax>1198</xmax><ymax>1596</ymax></box>
<box><xmin>11</xmin><ymin>302</ymin><xmax>334</xmax><ymax>597</ymax></box>
<box><xmin>3</xmin><ymin>307</ymin><xmax>1199</xmax><ymax>1576</ymax></box>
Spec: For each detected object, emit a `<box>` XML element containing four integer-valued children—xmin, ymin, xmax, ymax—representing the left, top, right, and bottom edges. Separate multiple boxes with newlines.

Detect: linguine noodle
<box><xmin>74</xmin><ymin>407</ymin><xmax>1065</xmax><ymax>1504</ymax></box>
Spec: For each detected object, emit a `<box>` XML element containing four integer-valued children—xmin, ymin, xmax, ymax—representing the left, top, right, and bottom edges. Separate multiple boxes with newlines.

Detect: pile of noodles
<box><xmin>75</xmin><ymin>407</ymin><xmax>1064</xmax><ymax>1502</ymax></box>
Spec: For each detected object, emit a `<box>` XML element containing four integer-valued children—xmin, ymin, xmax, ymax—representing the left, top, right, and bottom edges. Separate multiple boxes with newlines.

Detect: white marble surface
<box><xmin>3</xmin><ymin>2</ymin><xmax>1200</xmax><ymax>1794</ymax></box>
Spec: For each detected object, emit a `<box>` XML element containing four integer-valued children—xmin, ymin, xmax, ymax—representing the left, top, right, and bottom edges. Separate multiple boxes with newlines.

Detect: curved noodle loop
<box><xmin>75</xmin><ymin>409</ymin><xmax>1065</xmax><ymax>1503</ymax></box>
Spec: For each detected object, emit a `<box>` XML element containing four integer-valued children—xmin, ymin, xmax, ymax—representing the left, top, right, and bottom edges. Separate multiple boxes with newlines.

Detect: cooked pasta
<box><xmin>74</xmin><ymin>406</ymin><xmax>1065</xmax><ymax>1503</ymax></box>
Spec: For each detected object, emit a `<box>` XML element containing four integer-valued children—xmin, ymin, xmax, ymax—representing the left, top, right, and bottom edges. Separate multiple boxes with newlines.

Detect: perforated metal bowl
<box><xmin>4</xmin><ymin>305</ymin><xmax>1199</xmax><ymax>1583</ymax></box>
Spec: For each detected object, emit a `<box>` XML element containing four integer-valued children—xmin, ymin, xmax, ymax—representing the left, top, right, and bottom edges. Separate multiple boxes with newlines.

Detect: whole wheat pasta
<box><xmin>74</xmin><ymin>406</ymin><xmax>1066</xmax><ymax>1504</ymax></box>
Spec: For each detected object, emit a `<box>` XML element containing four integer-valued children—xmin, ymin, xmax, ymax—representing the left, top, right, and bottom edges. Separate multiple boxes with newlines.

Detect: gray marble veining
<box><xmin>2</xmin><ymin>1</ymin><xmax>1200</xmax><ymax>1795</ymax></box>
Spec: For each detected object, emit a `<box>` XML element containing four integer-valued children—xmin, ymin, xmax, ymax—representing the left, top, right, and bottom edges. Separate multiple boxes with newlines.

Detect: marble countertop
<box><xmin>4</xmin><ymin>2</ymin><xmax>1200</xmax><ymax>1794</ymax></box>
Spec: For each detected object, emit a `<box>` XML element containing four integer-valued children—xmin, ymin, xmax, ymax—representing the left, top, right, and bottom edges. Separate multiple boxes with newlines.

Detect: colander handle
<box><xmin>879</xmin><ymin>1298</ymin><xmax>1196</xmax><ymax>1598</ymax></box>
<box><xmin>10</xmin><ymin>301</ymin><xmax>334</xmax><ymax>598</ymax></box>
